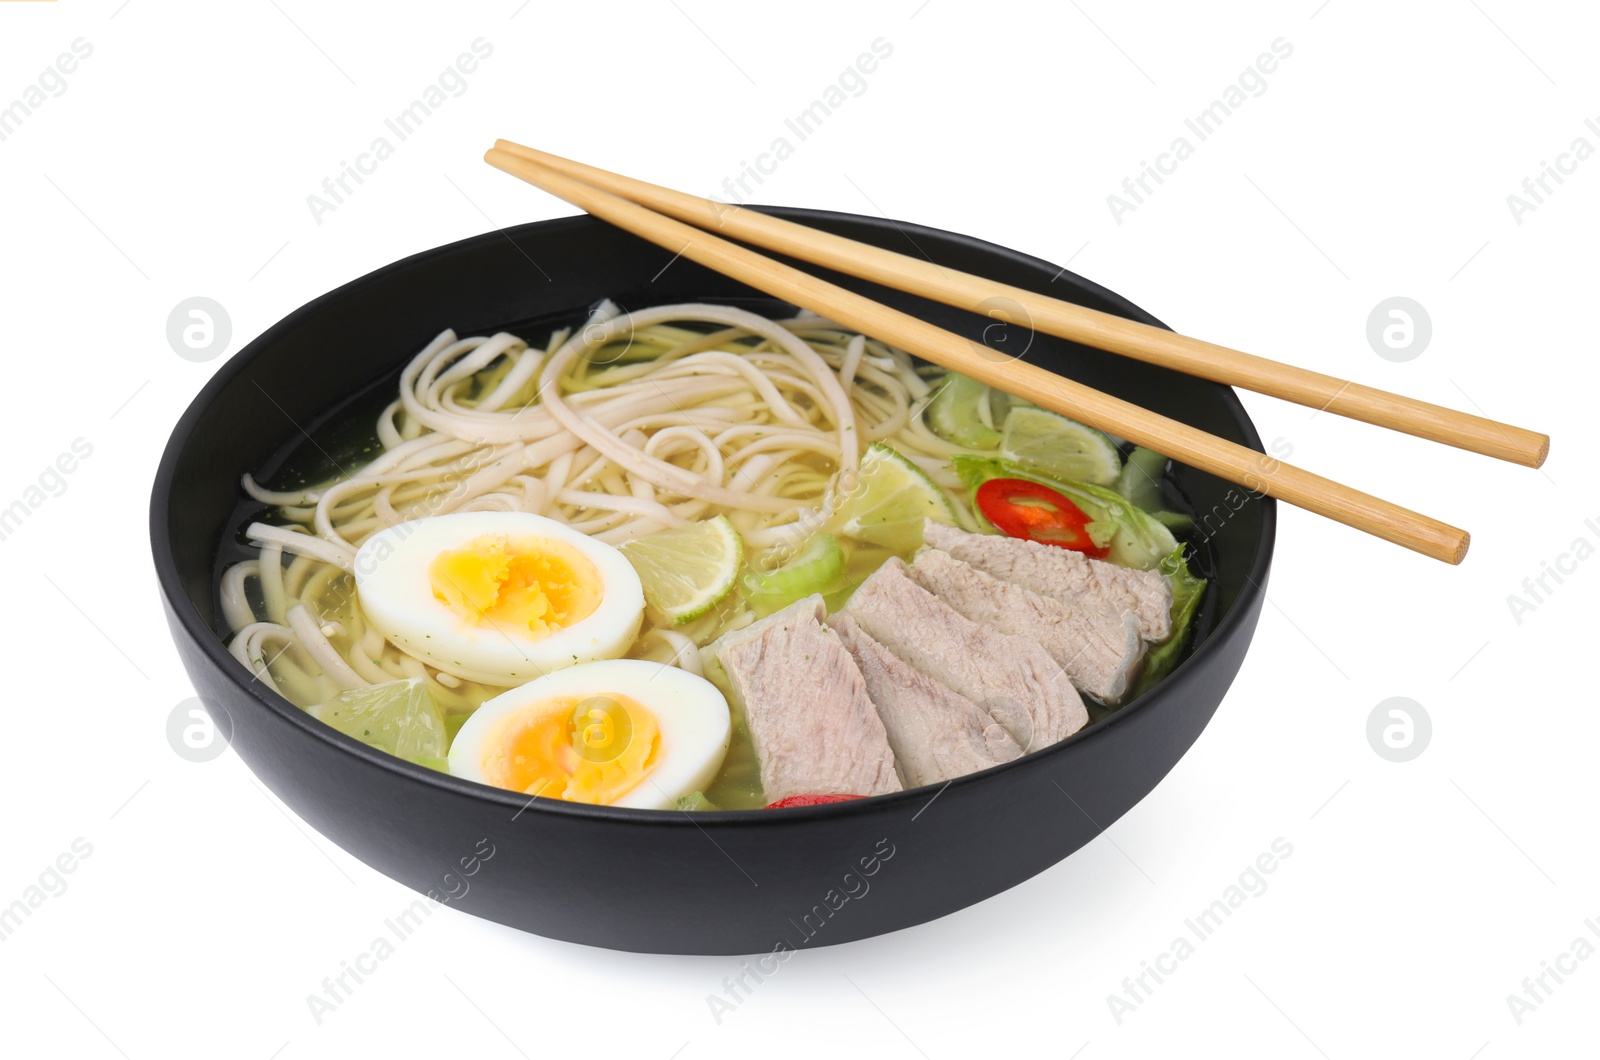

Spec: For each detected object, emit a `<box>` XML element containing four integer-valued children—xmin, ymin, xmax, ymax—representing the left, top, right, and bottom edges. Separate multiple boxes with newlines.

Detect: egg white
<box><xmin>353</xmin><ymin>511</ymin><xmax>645</xmax><ymax>686</ymax></box>
<box><xmin>448</xmin><ymin>659</ymin><xmax>732</xmax><ymax>810</ymax></box>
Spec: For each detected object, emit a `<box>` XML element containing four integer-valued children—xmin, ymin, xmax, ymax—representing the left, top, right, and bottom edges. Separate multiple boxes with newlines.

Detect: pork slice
<box><xmin>908</xmin><ymin>548</ymin><xmax>1145</xmax><ymax>704</ymax></box>
<box><xmin>923</xmin><ymin>520</ymin><xmax>1173</xmax><ymax>642</ymax></box>
<box><xmin>830</xmin><ymin>612</ymin><xmax>1022</xmax><ymax>787</ymax></box>
<box><xmin>841</xmin><ymin>559</ymin><xmax>1087</xmax><ymax>751</ymax></box>
<box><xmin>714</xmin><ymin>595</ymin><xmax>901</xmax><ymax>803</ymax></box>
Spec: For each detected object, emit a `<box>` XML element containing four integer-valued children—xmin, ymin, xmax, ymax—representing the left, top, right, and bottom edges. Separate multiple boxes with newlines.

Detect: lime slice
<box><xmin>620</xmin><ymin>514</ymin><xmax>744</xmax><ymax>624</ymax></box>
<box><xmin>1001</xmin><ymin>406</ymin><xmax>1123</xmax><ymax>486</ymax></box>
<box><xmin>309</xmin><ymin>677</ymin><xmax>448</xmax><ymax>763</ymax></box>
<box><xmin>835</xmin><ymin>443</ymin><xmax>957</xmax><ymax>554</ymax></box>
<box><xmin>926</xmin><ymin>373</ymin><xmax>1002</xmax><ymax>449</ymax></box>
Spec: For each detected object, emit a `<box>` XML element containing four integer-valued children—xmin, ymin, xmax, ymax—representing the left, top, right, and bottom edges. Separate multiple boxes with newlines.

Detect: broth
<box><xmin>216</xmin><ymin>301</ymin><xmax>1213</xmax><ymax>810</ymax></box>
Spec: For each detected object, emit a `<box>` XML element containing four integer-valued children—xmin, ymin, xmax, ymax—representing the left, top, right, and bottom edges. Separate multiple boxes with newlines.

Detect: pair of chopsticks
<box><xmin>483</xmin><ymin>140</ymin><xmax>1550</xmax><ymax>565</ymax></box>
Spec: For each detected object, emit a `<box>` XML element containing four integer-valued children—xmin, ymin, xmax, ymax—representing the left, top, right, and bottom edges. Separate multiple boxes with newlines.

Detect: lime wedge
<box><xmin>835</xmin><ymin>443</ymin><xmax>957</xmax><ymax>554</ymax></box>
<box><xmin>309</xmin><ymin>677</ymin><xmax>448</xmax><ymax>763</ymax></box>
<box><xmin>620</xmin><ymin>514</ymin><xmax>744</xmax><ymax>624</ymax></box>
<box><xmin>927</xmin><ymin>373</ymin><xmax>1002</xmax><ymax>448</ymax></box>
<box><xmin>1001</xmin><ymin>406</ymin><xmax>1123</xmax><ymax>486</ymax></box>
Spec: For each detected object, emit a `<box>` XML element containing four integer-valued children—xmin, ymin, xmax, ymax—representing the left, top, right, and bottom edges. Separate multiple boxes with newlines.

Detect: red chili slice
<box><xmin>765</xmin><ymin>794</ymin><xmax>865</xmax><ymax>809</ymax></box>
<box><xmin>975</xmin><ymin>477</ymin><xmax>1109</xmax><ymax>558</ymax></box>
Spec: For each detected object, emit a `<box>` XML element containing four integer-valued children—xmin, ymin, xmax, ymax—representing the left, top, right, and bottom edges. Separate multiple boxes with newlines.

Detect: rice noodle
<box><xmin>286</xmin><ymin>604</ymin><xmax>366</xmax><ymax>690</ymax></box>
<box><xmin>223</xmin><ymin>302</ymin><xmax>958</xmax><ymax>713</ymax></box>
<box><xmin>246</xmin><ymin>523</ymin><xmax>356</xmax><ymax>571</ymax></box>
<box><xmin>220</xmin><ymin>561</ymin><xmax>259</xmax><ymax>633</ymax></box>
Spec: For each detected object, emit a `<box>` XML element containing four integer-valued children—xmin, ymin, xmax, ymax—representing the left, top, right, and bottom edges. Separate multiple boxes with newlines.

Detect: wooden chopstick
<box><xmin>492</xmin><ymin>140</ymin><xmax>1549</xmax><ymax>470</ymax></box>
<box><xmin>484</xmin><ymin>146</ymin><xmax>1471</xmax><ymax>564</ymax></box>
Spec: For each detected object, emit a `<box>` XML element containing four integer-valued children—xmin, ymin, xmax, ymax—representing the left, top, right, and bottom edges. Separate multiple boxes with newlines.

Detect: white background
<box><xmin>0</xmin><ymin>1</ymin><xmax>1594</xmax><ymax>1056</ymax></box>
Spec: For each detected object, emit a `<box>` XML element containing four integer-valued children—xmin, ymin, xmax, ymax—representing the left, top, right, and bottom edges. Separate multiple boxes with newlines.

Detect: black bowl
<box><xmin>151</xmin><ymin>209</ymin><xmax>1275</xmax><ymax>954</ymax></box>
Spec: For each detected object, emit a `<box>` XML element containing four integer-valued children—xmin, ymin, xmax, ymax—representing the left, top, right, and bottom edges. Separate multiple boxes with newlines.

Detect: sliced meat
<box><xmin>908</xmin><ymin>548</ymin><xmax>1145</xmax><ymax>704</ymax></box>
<box><xmin>714</xmin><ymin>595</ymin><xmax>901</xmax><ymax>803</ymax></box>
<box><xmin>923</xmin><ymin>519</ymin><xmax>1173</xmax><ymax>642</ymax></box>
<box><xmin>831</xmin><ymin>612</ymin><xmax>1022</xmax><ymax>787</ymax></box>
<box><xmin>841</xmin><ymin>559</ymin><xmax>1087</xmax><ymax>751</ymax></box>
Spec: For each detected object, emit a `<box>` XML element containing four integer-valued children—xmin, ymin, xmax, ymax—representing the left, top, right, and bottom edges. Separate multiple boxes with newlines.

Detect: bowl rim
<box><xmin>150</xmin><ymin>207</ymin><xmax>1277</xmax><ymax>826</ymax></box>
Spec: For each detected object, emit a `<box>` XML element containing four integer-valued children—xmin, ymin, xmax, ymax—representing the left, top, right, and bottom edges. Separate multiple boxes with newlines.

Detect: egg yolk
<box><xmin>479</xmin><ymin>694</ymin><xmax>661</xmax><ymax>805</ymax></box>
<box><xmin>429</xmin><ymin>534</ymin><xmax>602</xmax><ymax>637</ymax></box>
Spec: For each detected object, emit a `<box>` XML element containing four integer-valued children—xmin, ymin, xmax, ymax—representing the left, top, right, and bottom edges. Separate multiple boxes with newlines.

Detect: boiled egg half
<box><xmin>447</xmin><ymin>659</ymin><xmax>732</xmax><ymax>809</ymax></box>
<box><xmin>354</xmin><ymin>511</ymin><xmax>645</xmax><ymax>686</ymax></box>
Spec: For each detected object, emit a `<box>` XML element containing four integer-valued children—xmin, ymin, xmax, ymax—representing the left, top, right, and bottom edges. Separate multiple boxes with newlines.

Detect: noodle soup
<box><xmin>219</xmin><ymin>301</ymin><xmax>1207</xmax><ymax>810</ymax></box>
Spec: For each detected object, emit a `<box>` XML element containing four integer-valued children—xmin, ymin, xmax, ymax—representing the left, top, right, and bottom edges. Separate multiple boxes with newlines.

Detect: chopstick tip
<box><xmin>1532</xmin><ymin>434</ymin><xmax>1551</xmax><ymax>468</ymax></box>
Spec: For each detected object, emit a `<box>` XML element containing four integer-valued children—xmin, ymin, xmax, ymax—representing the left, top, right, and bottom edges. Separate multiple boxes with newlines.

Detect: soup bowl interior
<box><xmin>151</xmin><ymin>209</ymin><xmax>1275</xmax><ymax>954</ymax></box>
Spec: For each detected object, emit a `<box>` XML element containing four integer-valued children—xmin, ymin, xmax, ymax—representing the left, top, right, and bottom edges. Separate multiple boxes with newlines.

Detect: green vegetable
<box><xmin>675</xmin><ymin>790</ymin><xmax>718</xmax><ymax>812</ymax></box>
<box><xmin>1114</xmin><ymin>446</ymin><xmax>1166</xmax><ymax>511</ymax></box>
<box><xmin>1115</xmin><ymin>447</ymin><xmax>1194</xmax><ymax>533</ymax></box>
<box><xmin>927</xmin><ymin>373</ymin><xmax>1002</xmax><ymax>448</ymax></box>
<box><xmin>742</xmin><ymin>532</ymin><xmax>846</xmax><ymax>614</ymax></box>
<box><xmin>1153</xmin><ymin>510</ymin><xmax>1196</xmax><ymax>532</ymax></box>
<box><xmin>952</xmin><ymin>456</ymin><xmax>1178</xmax><ymax>570</ymax></box>
<box><xmin>1135</xmin><ymin>546</ymin><xmax>1207</xmax><ymax>693</ymax></box>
